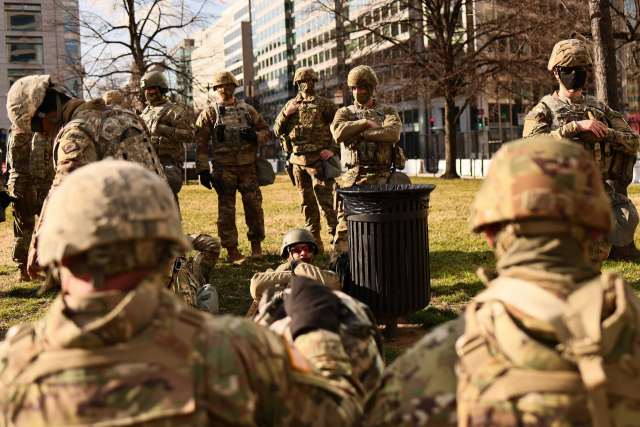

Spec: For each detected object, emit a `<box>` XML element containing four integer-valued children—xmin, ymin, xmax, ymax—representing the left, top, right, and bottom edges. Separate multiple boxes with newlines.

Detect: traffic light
<box><xmin>478</xmin><ymin>117</ymin><xmax>483</xmax><ymax>128</ymax></box>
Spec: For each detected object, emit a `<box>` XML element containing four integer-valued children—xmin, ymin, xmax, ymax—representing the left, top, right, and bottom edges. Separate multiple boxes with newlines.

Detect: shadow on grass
<box><xmin>429</xmin><ymin>250</ymin><xmax>495</xmax><ymax>278</ymax></box>
<box><xmin>0</xmin><ymin>284</ymin><xmax>57</xmax><ymax>299</ymax></box>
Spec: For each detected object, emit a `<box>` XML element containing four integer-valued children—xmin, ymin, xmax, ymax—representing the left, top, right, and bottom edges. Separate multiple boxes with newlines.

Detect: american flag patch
<box><xmin>526</xmin><ymin>111</ymin><xmax>538</xmax><ymax>117</ymax></box>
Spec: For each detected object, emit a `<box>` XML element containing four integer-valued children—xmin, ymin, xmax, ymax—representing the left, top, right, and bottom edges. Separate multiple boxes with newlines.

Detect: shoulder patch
<box><xmin>14</xmin><ymin>129</ymin><xmax>25</xmax><ymax>135</ymax></box>
<box><xmin>61</xmin><ymin>141</ymin><xmax>80</xmax><ymax>154</ymax></box>
<box><xmin>284</xmin><ymin>337</ymin><xmax>312</xmax><ymax>373</ymax></box>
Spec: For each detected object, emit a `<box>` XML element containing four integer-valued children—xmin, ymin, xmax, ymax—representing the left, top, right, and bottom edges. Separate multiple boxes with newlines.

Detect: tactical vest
<box><xmin>55</xmin><ymin>105</ymin><xmax>167</xmax><ymax>181</ymax></box>
<box><xmin>0</xmin><ymin>301</ymin><xmax>208</xmax><ymax>426</ymax></box>
<box><xmin>540</xmin><ymin>94</ymin><xmax>633</xmax><ymax>181</ymax></box>
<box><xmin>455</xmin><ymin>273</ymin><xmax>640</xmax><ymax>427</ymax></box>
<box><xmin>286</xmin><ymin>97</ymin><xmax>332</xmax><ymax>154</ymax></box>
<box><xmin>211</xmin><ymin>100</ymin><xmax>255</xmax><ymax>155</ymax></box>
<box><xmin>341</xmin><ymin>104</ymin><xmax>393</xmax><ymax>168</ymax></box>
<box><xmin>141</xmin><ymin>102</ymin><xmax>183</xmax><ymax>161</ymax></box>
<box><xmin>7</xmin><ymin>126</ymin><xmax>32</xmax><ymax>175</ymax></box>
<box><xmin>29</xmin><ymin>132</ymin><xmax>54</xmax><ymax>181</ymax></box>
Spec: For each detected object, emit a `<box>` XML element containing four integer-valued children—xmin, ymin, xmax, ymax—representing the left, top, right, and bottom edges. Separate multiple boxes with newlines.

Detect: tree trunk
<box><xmin>443</xmin><ymin>94</ymin><xmax>459</xmax><ymax>179</ymax></box>
<box><xmin>588</xmin><ymin>0</ymin><xmax>620</xmax><ymax>110</ymax></box>
<box><xmin>589</xmin><ymin>0</ymin><xmax>639</xmax><ymax>260</ymax></box>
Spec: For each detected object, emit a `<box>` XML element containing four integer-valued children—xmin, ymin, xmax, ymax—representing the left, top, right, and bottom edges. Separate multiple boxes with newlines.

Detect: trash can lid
<box><xmin>338</xmin><ymin>184</ymin><xmax>436</xmax><ymax>215</ymax></box>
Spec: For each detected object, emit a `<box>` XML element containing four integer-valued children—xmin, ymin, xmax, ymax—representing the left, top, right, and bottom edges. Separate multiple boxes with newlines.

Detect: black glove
<box><xmin>289</xmin><ymin>260</ymin><xmax>301</xmax><ymax>273</ymax></box>
<box><xmin>198</xmin><ymin>171</ymin><xmax>214</xmax><ymax>190</ymax></box>
<box><xmin>240</xmin><ymin>128</ymin><xmax>258</xmax><ymax>142</ymax></box>
<box><xmin>0</xmin><ymin>192</ymin><xmax>18</xmax><ymax>209</ymax></box>
<box><xmin>285</xmin><ymin>276</ymin><xmax>340</xmax><ymax>339</ymax></box>
<box><xmin>215</xmin><ymin>125</ymin><xmax>226</xmax><ymax>142</ymax></box>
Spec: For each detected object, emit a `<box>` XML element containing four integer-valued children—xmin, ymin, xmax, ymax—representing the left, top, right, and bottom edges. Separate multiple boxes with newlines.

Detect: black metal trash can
<box><xmin>338</xmin><ymin>184</ymin><xmax>436</xmax><ymax>331</ymax></box>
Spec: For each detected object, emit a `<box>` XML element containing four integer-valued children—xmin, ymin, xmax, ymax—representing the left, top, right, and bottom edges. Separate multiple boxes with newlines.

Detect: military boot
<box><xmin>313</xmin><ymin>232</ymin><xmax>325</xmax><ymax>254</ymax></box>
<box><xmin>17</xmin><ymin>264</ymin><xmax>30</xmax><ymax>283</ymax></box>
<box><xmin>250</xmin><ymin>241</ymin><xmax>263</xmax><ymax>260</ymax></box>
<box><xmin>227</xmin><ymin>246</ymin><xmax>248</xmax><ymax>264</ymax></box>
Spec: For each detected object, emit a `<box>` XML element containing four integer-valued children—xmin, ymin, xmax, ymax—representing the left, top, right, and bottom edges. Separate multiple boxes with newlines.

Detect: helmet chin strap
<box><xmin>35</xmin><ymin>91</ymin><xmax>63</xmax><ymax>129</ymax></box>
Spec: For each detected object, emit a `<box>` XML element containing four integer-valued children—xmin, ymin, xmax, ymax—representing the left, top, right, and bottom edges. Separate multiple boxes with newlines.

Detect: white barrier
<box><xmin>437</xmin><ymin>159</ymin><xmax>492</xmax><ymax>178</ymax></box>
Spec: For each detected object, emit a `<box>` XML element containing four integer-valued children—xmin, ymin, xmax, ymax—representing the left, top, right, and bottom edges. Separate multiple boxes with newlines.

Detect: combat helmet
<box><xmin>6</xmin><ymin>75</ymin><xmax>67</xmax><ymax>133</ymax></box>
<box><xmin>102</xmin><ymin>90</ymin><xmax>124</xmax><ymax>106</ymax></box>
<box><xmin>471</xmin><ymin>136</ymin><xmax>613</xmax><ymax>235</ymax></box>
<box><xmin>212</xmin><ymin>71</ymin><xmax>239</xmax><ymax>89</ymax></box>
<box><xmin>280</xmin><ymin>228</ymin><xmax>319</xmax><ymax>258</ymax></box>
<box><xmin>548</xmin><ymin>39</ymin><xmax>592</xmax><ymax>71</ymax></box>
<box><xmin>348</xmin><ymin>65</ymin><xmax>379</xmax><ymax>88</ymax></box>
<box><xmin>141</xmin><ymin>71</ymin><xmax>169</xmax><ymax>90</ymax></box>
<box><xmin>294</xmin><ymin>67</ymin><xmax>318</xmax><ymax>84</ymax></box>
<box><xmin>38</xmin><ymin>160</ymin><xmax>191</xmax><ymax>287</ymax></box>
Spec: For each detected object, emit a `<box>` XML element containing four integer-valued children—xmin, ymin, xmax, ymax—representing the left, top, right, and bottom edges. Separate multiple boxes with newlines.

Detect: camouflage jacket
<box><xmin>141</xmin><ymin>97</ymin><xmax>195</xmax><ymax>163</ymax></box>
<box><xmin>364</xmin><ymin>268</ymin><xmax>640</xmax><ymax>427</ymax></box>
<box><xmin>31</xmin><ymin>98</ymin><xmax>166</xmax><ymax>248</ymax></box>
<box><xmin>273</xmin><ymin>89</ymin><xmax>339</xmax><ymax>165</ymax></box>
<box><xmin>523</xmin><ymin>92</ymin><xmax>639</xmax><ymax>181</ymax></box>
<box><xmin>331</xmin><ymin>99</ymin><xmax>402</xmax><ymax>169</ymax></box>
<box><xmin>7</xmin><ymin>127</ymin><xmax>54</xmax><ymax>193</ymax></box>
<box><xmin>195</xmin><ymin>99</ymin><xmax>270</xmax><ymax>171</ymax></box>
<box><xmin>0</xmin><ymin>275</ymin><xmax>364</xmax><ymax>426</ymax></box>
<box><xmin>169</xmin><ymin>233</ymin><xmax>221</xmax><ymax>310</ymax></box>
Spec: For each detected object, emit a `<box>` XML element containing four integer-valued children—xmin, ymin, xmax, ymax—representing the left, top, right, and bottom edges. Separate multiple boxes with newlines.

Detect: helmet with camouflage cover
<box><xmin>471</xmin><ymin>136</ymin><xmax>613</xmax><ymax>235</ymax></box>
<box><xmin>140</xmin><ymin>71</ymin><xmax>169</xmax><ymax>89</ymax></box>
<box><xmin>280</xmin><ymin>228</ymin><xmax>318</xmax><ymax>258</ymax></box>
<box><xmin>294</xmin><ymin>67</ymin><xmax>318</xmax><ymax>84</ymax></box>
<box><xmin>102</xmin><ymin>90</ymin><xmax>124</xmax><ymax>106</ymax></box>
<box><xmin>547</xmin><ymin>39</ymin><xmax>592</xmax><ymax>70</ymax></box>
<box><xmin>6</xmin><ymin>74</ymin><xmax>66</xmax><ymax>133</ymax></box>
<box><xmin>38</xmin><ymin>160</ymin><xmax>191</xmax><ymax>287</ymax></box>
<box><xmin>347</xmin><ymin>65</ymin><xmax>379</xmax><ymax>88</ymax></box>
<box><xmin>212</xmin><ymin>71</ymin><xmax>239</xmax><ymax>89</ymax></box>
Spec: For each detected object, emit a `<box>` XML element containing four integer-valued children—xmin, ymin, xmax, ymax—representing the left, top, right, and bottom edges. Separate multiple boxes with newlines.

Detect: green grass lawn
<box><xmin>3</xmin><ymin>174</ymin><xmax>640</xmax><ymax>365</ymax></box>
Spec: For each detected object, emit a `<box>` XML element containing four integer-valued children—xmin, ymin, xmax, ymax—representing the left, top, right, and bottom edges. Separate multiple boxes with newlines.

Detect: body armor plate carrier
<box><xmin>341</xmin><ymin>104</ymin><xmax>393</xmax><ymax>168</ymax></box>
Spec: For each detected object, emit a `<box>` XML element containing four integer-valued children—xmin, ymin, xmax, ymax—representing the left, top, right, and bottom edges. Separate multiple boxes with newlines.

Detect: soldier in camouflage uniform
<box><xmin>274</xmin><ymin>68</ymin><xmax>340</xmax><ymax>253</ymax></box>
<box><xmin>364</xmin><ymin>137</ymin><xmax>640</xmax><ymax>427</ymax></box>
<box><xmin>168</xmin><ymin>233</ymin><xmax>221</xmax><ymax>313</ymax></box>
<box><xmin>523</xmin><ymin>39</ymin><xmax>640</xmax><ymax>271</ymax></box>
<box><xmin>140</xmin><ymin>71</ymin><xmax>195</xmax><ymax>204</ymax></box>
<box><xmin>330</xmin><ymin>65</ymin><xmax>402</xmax><ymax>261</ymax></box>
<box><xmin>102</xmin><ymin>90</ymin><xmax>125</xmax><ymax>107</ymax></box>
<box><xmin>195</xmin><ymin>71</ymin><xmax>270</xmax><ymax>264</ymax></box>
<box><xmin>0</xmin><ymin>160</ymin><xmax>366</xmax><ymax>426</ymax></box>
<box><xmin>6</xmin><ymin>126</ymin><xmax>54</xmax><ymax>281</ymax></box>
<box><xmin>5</xmin><ymin>74</ymin><xmax>166</xmax><ymax>280</ymax></box>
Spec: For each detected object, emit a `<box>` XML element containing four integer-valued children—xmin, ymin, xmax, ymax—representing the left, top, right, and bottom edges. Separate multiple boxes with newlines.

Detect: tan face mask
<box><xmin>298</xmin><ymin>81</ymin><xmax>314</xmax><ymax>93</ymax></box>
<box><xmin>145</xmin><ymin>91</ymin><xmax>164</xmax><ymax>104</ymax></box>
<box><xmin>353</xmin><ymin>85</ymin><xmax>374</xmax><ymax>105</ymax></box>
<box><xmin>218</xmin><ymin>86</ymin><xmax>236</xmax><ymax>100</ymax></box>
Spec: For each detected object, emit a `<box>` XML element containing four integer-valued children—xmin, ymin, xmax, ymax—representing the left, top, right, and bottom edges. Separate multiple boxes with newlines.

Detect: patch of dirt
<box><xmin>379</xmin><ymin>324</ymin><xmax>427</xmax><ymax>349</ymax></box>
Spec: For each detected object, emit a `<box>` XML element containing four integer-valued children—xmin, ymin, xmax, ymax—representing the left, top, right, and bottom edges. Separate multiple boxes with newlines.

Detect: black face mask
<box><xmin>559</xmin><ymin>71</ymin><xmax>588</xmax><ymax>92</ymax></box>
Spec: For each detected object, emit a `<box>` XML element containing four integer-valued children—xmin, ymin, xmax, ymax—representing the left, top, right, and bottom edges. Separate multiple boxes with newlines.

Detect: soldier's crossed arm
<box><xmin>363</xmin><ymin>106</ymin><xmax>403</xmax><ymax>143</ymax></box>
<box><xmin>247</xmin><ymin>105</ymin><xmax>271</xmax><ymax>147</ymax></box>
<box><xmin>605</xmin><ymin>107</ymin><xmax>640</xmax><ymax>155</ymax></box>
<box><xmin>331</xmin><ymin>108</ymin><xmax>369</xmax><ymax>143</ymax></box>
<box><xmin>523</xmin><ymin>104</ymin><xmax>553</xmax><ymax>138</ymax></box>
<box><xmin>195</xmin><ymin>106</ymin><xmax>216</xmax><ymax>173</ymax></box>
<box><xmin>156</xmin><ymin>108</ymin><xmax>196</xmax><ymax>145</ymax></box>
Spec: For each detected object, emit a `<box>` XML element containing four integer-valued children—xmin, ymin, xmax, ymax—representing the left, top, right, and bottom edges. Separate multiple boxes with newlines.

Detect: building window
<box><xmin>7</xmin><ymin>36</ymin><xmax>43</xmax><ymax>64</ymax></box>
<box><xmin>63</xmin><ymin>6</ymin><xmax>78</xmax><ymax>33</ymax></box>
<box><xmin>64</xmin><ymin>38</ymin><xmax>79</xmax><ymax>64</ymax></box>
<box><xmin>8</xmin><ymin>68</ymin><xmax>43</xmax><ymax>86</ymax></box>
<box><xmin>66</xmin><ymin>71</ymin><xmax>81</xmax><ymax>97</ymax></box>
<box><xmin>5</xmin><ymin>3</ymin><xmax>41</xmax><ymax>31</ymax></box>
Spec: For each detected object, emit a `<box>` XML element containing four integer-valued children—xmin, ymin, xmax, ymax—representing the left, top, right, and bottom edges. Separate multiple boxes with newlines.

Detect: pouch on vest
<box><xmin>393</xmin><ymin>145</ymin><xmax>406</xmax><ymax>170</ymax></box>
<box><xmin>323</xmin><ymin>155</ymin><xmax>342</xmax><ymax>179</ymax></box>
<box><xmin>255</xmin><ymin>156</ymin><xmax>275</xmax><ymax>186</ymax></box>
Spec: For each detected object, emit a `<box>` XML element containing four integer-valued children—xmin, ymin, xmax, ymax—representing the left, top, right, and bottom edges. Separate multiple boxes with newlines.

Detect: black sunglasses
<box><xmin>556</xmin><ymin>66</ymin><xmax>587</xmax><ymax>74</ymax></box>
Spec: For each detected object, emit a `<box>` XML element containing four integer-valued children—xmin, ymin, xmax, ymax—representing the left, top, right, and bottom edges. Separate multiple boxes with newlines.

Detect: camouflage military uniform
<box><xmin>274</xmin><ymin>80</ymin><xmax>339</xmax><ymax>238</ymax></box>
<box><xmin>365</xmin><ymin>138</ymin><xmax>640</xmax><ymax>427</ymax></box>
<box><xmin>330</xmin><ymin>95</ymin><xmax>402</xmax><ymax>261</ymax></box>
<box><xmin>0</xmin><ymin>161</ymin><xmax>364</xmax><ymax>427</ymax></box>
<box><xmin>141</xmin><ymin>97</ymin><xmax>195</xmax><ymax>197</ymax></box>
<box><xmin>168</xmin><ymin>233</ymin><xmax>221</xmax><ymax>310</ymax></box>
<box><xmin>6</xmin><ymin>126</ymin><xmax>53</xmax><ymax>275</ymax></box>
<box><xmin>523</xmin><ymin>39</ymin><xmax>640</xmax><ymax>271</ymax></box>
<box><xmin>195</xmin><ymin>99</ymin><xmax>270</xmax><ymax>249</ymax></box>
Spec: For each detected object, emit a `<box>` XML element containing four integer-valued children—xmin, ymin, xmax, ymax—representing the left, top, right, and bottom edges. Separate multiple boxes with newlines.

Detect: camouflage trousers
<box><xmin>330</xmin><ymin>166</ymin><xmax>391</xmax><ymax>262</ymax></box>
<box><xmin>293</xmin><ymin>160</ymin><xmax>338</xmax><ymax>235</ymax></box>
<box><xmin>214</xmin><ymin>163</ymin><xmax>265</xmax><ymax>248</ymax></box>
<box><xmin>11</xmin><ymin>178</ymin><xmax>50</xmax><ymax>267</ymax></box>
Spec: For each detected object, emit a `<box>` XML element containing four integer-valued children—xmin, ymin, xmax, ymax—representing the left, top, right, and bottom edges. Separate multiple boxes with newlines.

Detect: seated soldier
<box><xmin>248</xmin><ymin>228</ymin><xmax>341</xmax><ymax>316</ymax></box>
<box><xmin>168</xmin><ymin>233</ymin><xmax>221</xmax><ymax>313</ymax></box>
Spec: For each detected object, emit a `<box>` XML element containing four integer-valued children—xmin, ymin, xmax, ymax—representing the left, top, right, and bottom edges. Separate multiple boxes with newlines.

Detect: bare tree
<box><xmin>54</xmin><ymin>0</ymin><xmax>215</xmax><ymax>108</ymax></box>
<box><xmin>316</xmin><ymin>0</ymin><xmax>589</xmax><ymax>178</ymax></box>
